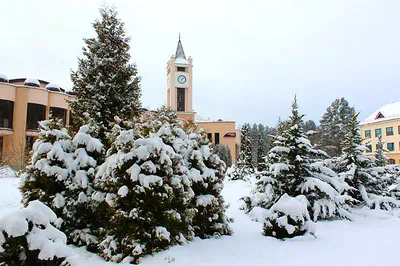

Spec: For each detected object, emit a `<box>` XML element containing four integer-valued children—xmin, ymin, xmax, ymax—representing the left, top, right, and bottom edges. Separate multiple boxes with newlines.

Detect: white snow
<box><xmin>117</xmin><ymin>185</ymin><xmax>129</xmax><ymax>197</ymax></box>
<box><xmin>0</xmin><ymin>73</ymin><xmax>9</xmax><ymax>82</ymax></box>
<box><xmin>2</xmin><ymin>173</ymin><xmax>400</xmax><ymax>265</ymax></box>
<box><xmin>24</xmin><ymin>78</ymin><xmax>40</xmax><ymax>86</ymax></box>
<box><xmin>45</xmin><ymin>83</ymin><xmax>60</xmax><ymax>90</ymax></box>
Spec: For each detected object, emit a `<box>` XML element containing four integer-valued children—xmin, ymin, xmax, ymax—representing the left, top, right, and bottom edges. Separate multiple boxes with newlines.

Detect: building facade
<box><xmin>0</xmin><ymin>76</ymin><xmax>74</xmax><ymax>167</ymax></box>
<box><xmin>166</xmin><ymin>37</ymin><xmax>238</xmax><ymax>164</ymax></box>
<box><xmin>360</xmin><ymin>102</ymin><xmax>400</xmax><ymax>164</ymax></box>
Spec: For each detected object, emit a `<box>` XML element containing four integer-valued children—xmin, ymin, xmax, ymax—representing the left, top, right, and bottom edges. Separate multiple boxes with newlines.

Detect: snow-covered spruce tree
<box><xmin>20</xmin><ymin>119</ymin><xmax>74</xmax><ymax>220</ymax></box>
<box><xmin>70</xmin><ymin>5</ymin><xmax>141</xmax><ymax>146</ymax></box>
<box><xmin>0</xmin><ymin>200</ymin><xmax>78</xmax><ymax>266</ymax></box>
<box><xmin>185</xmin><ymin>129</ymin><xmax>232</xmax><ymax>238</ymax></box>
<box><xmin>238</xmin><ymin>123</ymin><xmax>254</xmax><ymax>175</ymax></box>
<box><xmin>375</xmin><ymin>134</ymin><xmax>387</xmax><ymax>167</ymax></box>
<box><xmin>256</xmin><ymin>126</ymin><xmax>267</xmax><ymax>172</ymax></box>
<box><xmin>319</xmin><ymin>97</ymin><xmax>356</xmax><ymax>157</ymax></box>
<box><xmin>263</xmin><ymin>194</ymin><xmax>315</xmax><ymax>239</ymax></box>
<box><xmin>338</xmin><ymin>113</ymin><xmax>386</xmax><ymax>203</ymax></box>
<box><xmin>65</xmin><ymin>124</ymin><xmax>104</xmax><ymax>249</ymax></box>
<box><xmin>244</xmin><ymin>97</ymin><xmax>352</xmax><ymax>222</ymax></box>
<box><xmin>225</xmin><ymin>165</ymin><xmax>242</xmax><ymax>181</ymax></box>
<box><xmin>94</xmin><ymin>127</ymin><xmax>196</xmax><ymax>264</ymax></box>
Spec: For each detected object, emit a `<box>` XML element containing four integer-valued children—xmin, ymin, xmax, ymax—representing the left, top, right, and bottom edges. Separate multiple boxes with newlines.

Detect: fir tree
<box><xmin>244</xmin><ymin>97</ymin><xmax>352</xmax><ymax>222</ymax></box>
<box><xmin>319</xmin><ymin>97</ymin><xmax>356</xmax><ymax>156</ymax></box>
<box><xmin>213</xmin><ymin>144</ymin><xmax>232</xmax><ymax>168</ymax></box>
<box><xmin>339</xmin><ymin>113</ymin><xmax>381</xmax><ymax>202</ymax></box>
<box><xmin>185</xmin><ymin>130</ymin><xmax>232</xmax><ymax>238</ymax></box>
<box><xmin>256</xmin><ymin>125</ymin><xmax>267</xmax><ymax>172</ymax></box>
<box><xmin>70</xmin><ymin>5</ymin><xmax>141</xmax><ymax>146</ymax></box>
<box><xmin>20</xmin><ymin>119</ymin><xmax>74</xmax><ymax>219</ymax></box>
<box><xmin>238</xmin><ymin>123</ymin><xmax>253</xmax><ymax>174</ymax></box>
<box><xmin>95</xmin><ymin>125</ymin><xmax>195</xmax><ymax>263</ymax></box>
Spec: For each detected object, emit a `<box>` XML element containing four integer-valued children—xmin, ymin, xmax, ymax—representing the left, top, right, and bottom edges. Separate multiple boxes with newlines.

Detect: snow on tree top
<box><xmin>24</xmin><ymin>78</ymin><xmax>40</xmax><ymax>87</ymax></box>
<box><xmin>270</xmin><ymin>194</ymin><xmax>309</xmax><ymax>221</ymax></box>
<box><xmin>361</xmin><ymin>101</ymin><xmax>400</xmax><ymax>125</ymax></box>
<box><xmin>0</xmin><ymin>73</ymin><xmax>8</xmax><ymax>82</ymax></box>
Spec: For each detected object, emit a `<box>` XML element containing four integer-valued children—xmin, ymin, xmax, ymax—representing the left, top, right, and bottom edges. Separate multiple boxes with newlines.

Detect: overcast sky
<box><xmin>1</xmin><ymin>0</ymin><xmax>399</xmax><ymax>127</ymax></box>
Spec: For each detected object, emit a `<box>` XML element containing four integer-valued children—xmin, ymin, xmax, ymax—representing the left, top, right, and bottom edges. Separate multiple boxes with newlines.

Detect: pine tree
<box><xmin>375</xmin><ymin>134</ymin><xmax>387</xmax><ymax>167</ymax></box>
<box><xmin>213</xmin><ymin>144</ymin><xmax>232</xmax><ymax>168</ymax></box>
<box><xmin>339</xmin><ymin>113</ymin><xmax>382</xmax><ymax>201</ymax></box>
<box><xmin>70</xmin><ymin>5</ymin><xmax>141</xmax><ymax>146</ymax></box>
<box><xmin>319</xmin><ymin>98</ymin><xmax>356</xmax><ymax>156</ymax></box>
<box><xmin>244</xmin><ymin>97</ymin><xmax>352</xmax><ymax>222</ymax></box>
<box><xmin>238</xmin><ymin>123</ymin><xmax>253</xmax><ymax>174</ymax></box>
<box><xmin>250</xmin><ymin>123</ymin><xmax>258</xmax><ymax>167</ymax></box>
<box><xmin>256</xmin><ymin>124</ymin><xmax>267</xmax><ymax>172</ymax></box>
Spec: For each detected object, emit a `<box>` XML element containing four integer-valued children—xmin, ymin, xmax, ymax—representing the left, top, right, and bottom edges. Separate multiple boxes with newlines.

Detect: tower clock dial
<box><xmin>177</xmin><ymin>75</ymin><xmax>186</xmax><ymax>84</ymax></box>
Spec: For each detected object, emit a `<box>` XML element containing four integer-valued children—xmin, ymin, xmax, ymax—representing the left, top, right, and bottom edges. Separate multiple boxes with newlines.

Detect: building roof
<box><xmin>361</xmin><ymin>101</ymin><xmax>400</xmax><ymax>125</ymax></box>
<box><xmin>175</xmin><ymin>35</ymin><xmax>186</xmax><ymax>60</ymax></box>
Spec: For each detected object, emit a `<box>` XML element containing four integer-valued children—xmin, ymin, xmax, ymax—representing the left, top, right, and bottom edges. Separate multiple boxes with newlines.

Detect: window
<box><xmin>50</xmin><ymin>107</ymin><xmax>67</xmax><ymax>125</ymax></box>
<box><xmin>366</xmin><ymin>144</ymin><xmax>372</xmax><ymax>152</ymax></box>
<box><xmin>177</xmin><ymin>88</ymin><xmax>185</xmax><ymax>111</ymax></box>
<box><xmin>0</xmin><ymin>99</ymin><xmax>14</xmax><ymax>129</ymax></box>
<box><xmin>26</xmin><ymin>136</ymin><xmax>34</xmax><ymax>151</ymax></box>
<box><xmin>365</xmin><ymin>130</ymin><xmax>371</xmax><ymax>138</ymax></box>
<box><xmin>387</xmin><ymin>142</ymin><xmax>394</xmax><ymax>151</ymax></box>
<box><xmin>386</xmin><ymin>126</ymin><xmax>394</xmax><ymax>136</ymax></box>
<box><xmin>207</xmin><ymin>133</ymin><xmax>212</xmax><ymax>141</ymax></box>
<box><xmin>388</xmin><ymin>159</ymin><xmax>396</xmax><ymax>165</ymax></box>
<box><xmin>177</xmin><ymin>67</ymin><xmax>186</xmax><ymax>72</ymax></box>
<box><xmin>26</xmin><ymin>103</ymin><xmax>46</xmax><ymax>130</ymax></box>
<box><xmin>398</xmin><ymin>125</ymin><xmax>400</xmax><ymax>134</ymax></box>
<box><xmin>215</xmin><ymin>133</ymin><xmax>220</xmax><ymax>145</ymax></box>
<box><xmin>375</xmin><ymin>128</ymin><xmax>382</xmax><ymax>137</ymax></box>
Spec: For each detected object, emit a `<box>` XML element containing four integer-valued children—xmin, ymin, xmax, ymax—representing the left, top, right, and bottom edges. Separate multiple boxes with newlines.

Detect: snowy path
<box><xmin>1</xmin><ymin>176</ymin><xmax>400</xmax><ymax>265</ymax></box>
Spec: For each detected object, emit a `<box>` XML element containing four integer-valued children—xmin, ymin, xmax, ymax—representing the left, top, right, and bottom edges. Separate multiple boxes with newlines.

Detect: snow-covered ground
<box><xmin>1</xmin><ymin>170</ymin><xmax>400</xmax><ymax>266</ymax></box>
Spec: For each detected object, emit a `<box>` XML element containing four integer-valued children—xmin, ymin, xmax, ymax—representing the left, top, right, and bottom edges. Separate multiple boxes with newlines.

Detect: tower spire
<box><xmin>175</xmin><ymin>34</ymin><xmax>186</xmax><ymax>59</ymax></box>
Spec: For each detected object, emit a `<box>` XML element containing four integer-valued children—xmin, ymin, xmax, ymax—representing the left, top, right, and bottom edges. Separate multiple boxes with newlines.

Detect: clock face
<box><xmin>177</xmin><ymin>75</ymin><xmax>186</xmax><ymax>84</ymax></box>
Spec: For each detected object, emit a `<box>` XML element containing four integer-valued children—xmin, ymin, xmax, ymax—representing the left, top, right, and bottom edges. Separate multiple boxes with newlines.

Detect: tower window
<box><xmin>215</xmin><ymin>133</ymin><xmax>220</xmax><ymax>145</ymax></box>
<box><xmin>207</xmin><ymin>133</ymin><xmax>212</xmax><ymax>141</ymax></box>
<box><xmin>177</xmin><ymin>67</ymin><xmax>186</xmax><ymax>72</ymax></box>
<box><xmin>177</xmin><ymin>88</ymin><xmax>185</xmax><ymax>112</ymax></box>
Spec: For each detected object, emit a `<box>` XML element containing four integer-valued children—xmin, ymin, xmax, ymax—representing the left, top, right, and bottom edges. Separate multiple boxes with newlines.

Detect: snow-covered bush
<box><xmin>20</xmin><ymin>119</ymin><xmax>105</xmax><ymax>249</ymax></box>
<box><xmin>225</xmin><ymin>165</ymin><xmax>243</xmax><ymax>181</ymax></box>
<box><xmin>20</xmin><ymin>119</ymin><xmax>74</xmax><ymax>219</ymax></box>
<box><xmin>0</xmin><ymin>200</ymin><xmax>78</xmax><ymax>265</ymax></box>
<box><xmin>185</xmin><ymin>129</ymin><xmax>232</xmax><ymax>238</ymax></box>
<box><xmin>94</xmin><ymin>126</ymin><xmax>196</xmax><ymax>263</ymax></box>
<box><xmin>64</xmin><ymin>124</ymin><xmax>104</xmax><ymax>249</ymax></box>
<box><xmin>263</xmin><ymin>194</ymin><xmax>316</xmax><ymax>239</ymax></box>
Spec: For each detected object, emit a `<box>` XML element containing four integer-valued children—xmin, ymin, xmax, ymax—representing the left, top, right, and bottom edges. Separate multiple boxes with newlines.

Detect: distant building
<box><xmin>360</xmin><ymin>102</ymin><xmax>400</xmax><ymax>164</ymax></box>
<box><xmin>166</xmin><ymin>37</ymin><xmax>238</xmax><ymax>164</ymax></box>
<box><xmin>0</xmin><ymin>76</ymin><xmax>74</xmax><ymax>167</ymax></box>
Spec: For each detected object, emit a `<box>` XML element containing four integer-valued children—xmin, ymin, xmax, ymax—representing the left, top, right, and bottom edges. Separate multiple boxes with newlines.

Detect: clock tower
<box><xmin>166</xmin><ymin>35</ymin><xmax>196</xmax><ymax>121</ymax></box>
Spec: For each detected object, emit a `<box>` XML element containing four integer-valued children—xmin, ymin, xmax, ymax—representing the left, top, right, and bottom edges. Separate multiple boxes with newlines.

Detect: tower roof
<box><xmin>175</xmin><ymin>34</ymin><xmax>186</xmax><ymax>59</ymax></box>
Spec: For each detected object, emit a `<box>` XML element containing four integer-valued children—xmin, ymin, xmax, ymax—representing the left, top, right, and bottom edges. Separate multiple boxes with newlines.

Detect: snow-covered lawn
<box><xmin>1</xmin><ymin>171</ymin><xmax>400</xmax><ymax>266</ymax></box>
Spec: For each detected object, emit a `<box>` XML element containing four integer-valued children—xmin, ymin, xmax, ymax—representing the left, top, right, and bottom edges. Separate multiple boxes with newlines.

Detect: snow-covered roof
<box><xmin>175</xmin><ymin>57</ymin><xmax>189</xmax><ymax>65</ymax></box>
<box><xmin>0</xmin><ymin>73</ymin><xmax>8</xmax><ymax>82</ymax></box>
<box><xmin>361</xmin><ymin>101</ymin><xmax>400</xmax><ymax>125</ymax></box>
<box><xmin>45</xmin><ymin>83</ymin><xmax>60</xmax><ymax>91</ymax></box>
<box><xmin>24</xmin><ymin>78</ymin><xmax>40</xmax><ymax>87</ymax></box>
<box><xmin>195</xmin><ymin>114</ymin><xmax>213</xmax><ymax>122</ymax></box>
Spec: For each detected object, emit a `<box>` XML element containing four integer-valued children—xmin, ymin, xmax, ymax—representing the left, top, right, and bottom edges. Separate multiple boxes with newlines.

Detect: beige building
<box><xmin>166</xmin><ymin>37</ymin><xmax>238</xmax><ymax>164</ymax></box>
<box><xmin>360</xmin><ymin>102</ymin><xmax>400</xmax><ymax>164</ymax></box>
<box><xmin>0</xmin><ymin>76</ymin><xmax>74</xmax><ymax>167</ymax></box>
